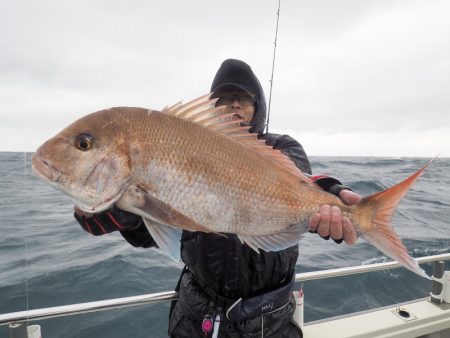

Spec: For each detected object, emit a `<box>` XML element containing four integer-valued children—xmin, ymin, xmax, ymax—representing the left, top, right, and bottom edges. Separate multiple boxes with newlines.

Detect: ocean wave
<box><xmin>1</xmin><ymin>153</ymin><xmax>449</xmax><ymax>338</ymax></box>
<box><xmin>349</xmin><ymin>180</ymin><xmax>387</xmax><ymax>194</ymax></box>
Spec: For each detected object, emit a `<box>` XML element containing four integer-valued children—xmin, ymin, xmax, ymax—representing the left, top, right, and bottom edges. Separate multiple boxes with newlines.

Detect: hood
<box><xmin>210</xmin><ymin>59</ymin><xmax>267</xmax><ymax>134</ymax></box>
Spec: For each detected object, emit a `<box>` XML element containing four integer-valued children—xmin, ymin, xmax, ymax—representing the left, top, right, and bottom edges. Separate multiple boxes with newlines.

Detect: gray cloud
<box><xmin>1</xmin><ymin>0</ymin><xmax>449</xmax><ymax>156</ymax></box>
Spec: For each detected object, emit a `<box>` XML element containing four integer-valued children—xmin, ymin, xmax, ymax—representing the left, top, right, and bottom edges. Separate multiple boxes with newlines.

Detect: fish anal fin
<box><xmin>238</xmin><ymin>223</ymin><xmax>308</xmax><ymax>253</ymax></box>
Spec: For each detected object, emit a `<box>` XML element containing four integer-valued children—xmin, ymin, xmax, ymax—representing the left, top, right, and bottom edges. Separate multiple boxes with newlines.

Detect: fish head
<box><xmin>32</xmin><ymin>108</ymin><xmax>134</xmax><ymax>212</ymax></box>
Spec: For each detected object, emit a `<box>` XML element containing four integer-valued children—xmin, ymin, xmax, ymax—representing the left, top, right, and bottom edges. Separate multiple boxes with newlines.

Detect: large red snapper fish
<box><xmin>32</xmin><ymin>94</ymin><xmax>432</xmax><ymax>278</ymax></box>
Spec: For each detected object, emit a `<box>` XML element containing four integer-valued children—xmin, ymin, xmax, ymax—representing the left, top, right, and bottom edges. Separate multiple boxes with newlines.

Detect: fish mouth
<box><xmin>31</xmin><ymin>150</ymin><xmax>62</xmax><ymax>182</ymax></box>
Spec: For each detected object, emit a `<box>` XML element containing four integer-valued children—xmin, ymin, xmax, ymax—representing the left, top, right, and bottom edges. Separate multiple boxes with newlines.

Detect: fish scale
<box><xmin>135</xmin><ymin>121</ymin><xmax>301</xmax><ymax>232</ymax></box>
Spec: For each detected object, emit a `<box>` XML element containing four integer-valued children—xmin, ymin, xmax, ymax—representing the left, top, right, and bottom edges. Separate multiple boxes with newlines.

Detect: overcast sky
<box><xmin>1</xmin><ymin>0</ymin><xmax>449</xmax><ymax>157</ymax></box>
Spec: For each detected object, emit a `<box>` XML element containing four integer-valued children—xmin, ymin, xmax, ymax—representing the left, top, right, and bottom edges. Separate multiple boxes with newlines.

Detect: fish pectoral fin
<box><xmin>130</xmin><ymin>186</ymin><xmax>212</xmax><ymax>233</ymax></box>
<box><xmin>143</xmin><ymin>218</ymin><xmax>182</xmax><ymax>262</ymax></box>
<box><xmin>238</xmin><ymin>223</ymin><xmax>308</xmax><ymax>253</ymax></box>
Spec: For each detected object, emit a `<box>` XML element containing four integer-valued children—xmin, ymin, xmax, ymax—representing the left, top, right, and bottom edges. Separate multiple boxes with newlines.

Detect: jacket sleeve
<box><xmin>120</xmin><ymin>222</ymin><xmax>158</xmax><ymax>248</ymax></box>
<box><xmin>116</xmin><ymin>210</ymin><xmax>158</xmax><ymax>248</ymax></box>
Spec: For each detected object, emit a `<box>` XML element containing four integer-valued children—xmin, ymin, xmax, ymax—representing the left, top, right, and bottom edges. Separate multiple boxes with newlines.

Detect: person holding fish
<box><xmin>72</xmin><ymin>59</ymin><xmax>362</xmax><ymax>338</ymax></box>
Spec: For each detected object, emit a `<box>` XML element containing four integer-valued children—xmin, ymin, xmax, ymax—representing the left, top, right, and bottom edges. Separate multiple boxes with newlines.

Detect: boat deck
<box><xmin>303</xmin><ymin>298</ymin><xmax>450</xmax><ymax>338</ymax></box>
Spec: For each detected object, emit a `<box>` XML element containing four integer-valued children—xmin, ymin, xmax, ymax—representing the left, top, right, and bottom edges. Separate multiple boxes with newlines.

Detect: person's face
<box><xmin>215</xmin><ymin>91</ymin><xmax>256</xmax><ymax>123</ymax></box>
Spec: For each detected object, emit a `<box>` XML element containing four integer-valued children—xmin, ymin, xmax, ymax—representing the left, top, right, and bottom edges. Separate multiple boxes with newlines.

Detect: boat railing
<box><xmin>1</xmin><ymin>253</ymin><xmax>449</xmax><ymax>327</ymax></box>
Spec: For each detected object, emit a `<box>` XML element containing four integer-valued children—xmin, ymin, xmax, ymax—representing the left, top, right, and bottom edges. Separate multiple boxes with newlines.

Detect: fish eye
<box><xmin>75</xmin><ymin>134</ymin><xmax>93</xmax><ymax>151</ymax></box>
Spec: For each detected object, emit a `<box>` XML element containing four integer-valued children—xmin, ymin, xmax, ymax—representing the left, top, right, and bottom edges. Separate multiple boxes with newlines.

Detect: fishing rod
<box><xmin>265</xmin><ymin>0</ymin><xmax>281</xmax><ymax>134</ymax></box>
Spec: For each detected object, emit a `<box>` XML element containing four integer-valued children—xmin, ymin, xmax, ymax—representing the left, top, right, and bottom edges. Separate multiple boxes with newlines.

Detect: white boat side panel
<box><xmin>302</xmin><ymin>299</ymin><xmax>450</xmax><ymax>338</ymax></box>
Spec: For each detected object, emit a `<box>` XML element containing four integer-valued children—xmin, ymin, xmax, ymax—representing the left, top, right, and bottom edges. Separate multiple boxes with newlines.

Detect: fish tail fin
<box><xmin>359</xmin><ymin>158</ymin><xmax>436</xmax><ymax>279</ymax></box>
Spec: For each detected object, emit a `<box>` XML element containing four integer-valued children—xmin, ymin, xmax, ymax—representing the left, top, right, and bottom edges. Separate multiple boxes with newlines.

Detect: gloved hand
<box><xmin>309</xmin><ymin>176</ymin><xmax>361</xmax><ymax>245</ymax></box>
<box><xmin>74</xmin><ymin>205</ymin><xmax>143</xmax><ymax>236</ymax></box>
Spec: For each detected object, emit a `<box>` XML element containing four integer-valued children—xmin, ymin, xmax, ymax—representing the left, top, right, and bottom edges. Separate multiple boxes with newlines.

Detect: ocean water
<box><xmin>0</xmin><ymin>152</ymin><xmax>449</xmax><ymax>337</ymax></box>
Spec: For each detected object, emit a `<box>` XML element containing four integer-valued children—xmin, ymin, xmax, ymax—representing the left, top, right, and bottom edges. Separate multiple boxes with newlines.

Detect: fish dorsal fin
<box><xmin>162</xmin><ymin>93</ymin><xmax>213</xmax><ymax>118</ymax></box>
<box><xmin>164</xmin><ymin>94</ymin><xmax>314</xmax><ymax>185</ymax></box>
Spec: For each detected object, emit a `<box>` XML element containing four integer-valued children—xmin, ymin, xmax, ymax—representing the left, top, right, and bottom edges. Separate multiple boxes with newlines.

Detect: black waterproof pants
<box><xmin>168</xmin><ymin>270</ymin><xmax>302</xmax><ymax>338</ymax></box>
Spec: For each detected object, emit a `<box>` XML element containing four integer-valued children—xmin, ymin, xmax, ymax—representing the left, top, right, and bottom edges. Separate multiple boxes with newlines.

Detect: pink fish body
<box><xmin>32</xmin><ymin>94</ymin><xmax>433</xmax><ymax>278</ymax></box>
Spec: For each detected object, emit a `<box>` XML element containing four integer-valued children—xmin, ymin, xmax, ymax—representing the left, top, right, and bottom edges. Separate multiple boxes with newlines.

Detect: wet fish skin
<box><xmin>32</xmin><ymin>95</ymin><xmax>433</xmax><ymax>278</ymax></box>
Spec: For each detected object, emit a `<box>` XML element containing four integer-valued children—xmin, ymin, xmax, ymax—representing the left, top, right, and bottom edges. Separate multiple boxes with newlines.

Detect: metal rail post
<box><xmin>431</xmin><ymin>260</ymin><xmax>445</xmax><ymax>304</ymax></box>
<box><xmin>8</xmin><ymin>322</ymin><xmax>28</xmax><ymax>338</ymax></box>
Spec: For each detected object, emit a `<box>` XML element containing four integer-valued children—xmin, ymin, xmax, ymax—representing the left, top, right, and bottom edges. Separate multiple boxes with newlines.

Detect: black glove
<box><xmin>74</xmin><ymin>206</ymin><xmax>143</xmax><ymax>236</ymax></box>
<box><xmin>312</xmin><ymin>176</ymin><xmax>352</xmax><ymax>198</ymax></box>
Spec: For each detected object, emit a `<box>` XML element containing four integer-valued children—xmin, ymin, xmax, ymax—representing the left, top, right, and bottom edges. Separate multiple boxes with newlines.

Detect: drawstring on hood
<box><xmin>211</xmin><ymin>59</ymin><xmax>267</xmax><ymax>134</ymax></box>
